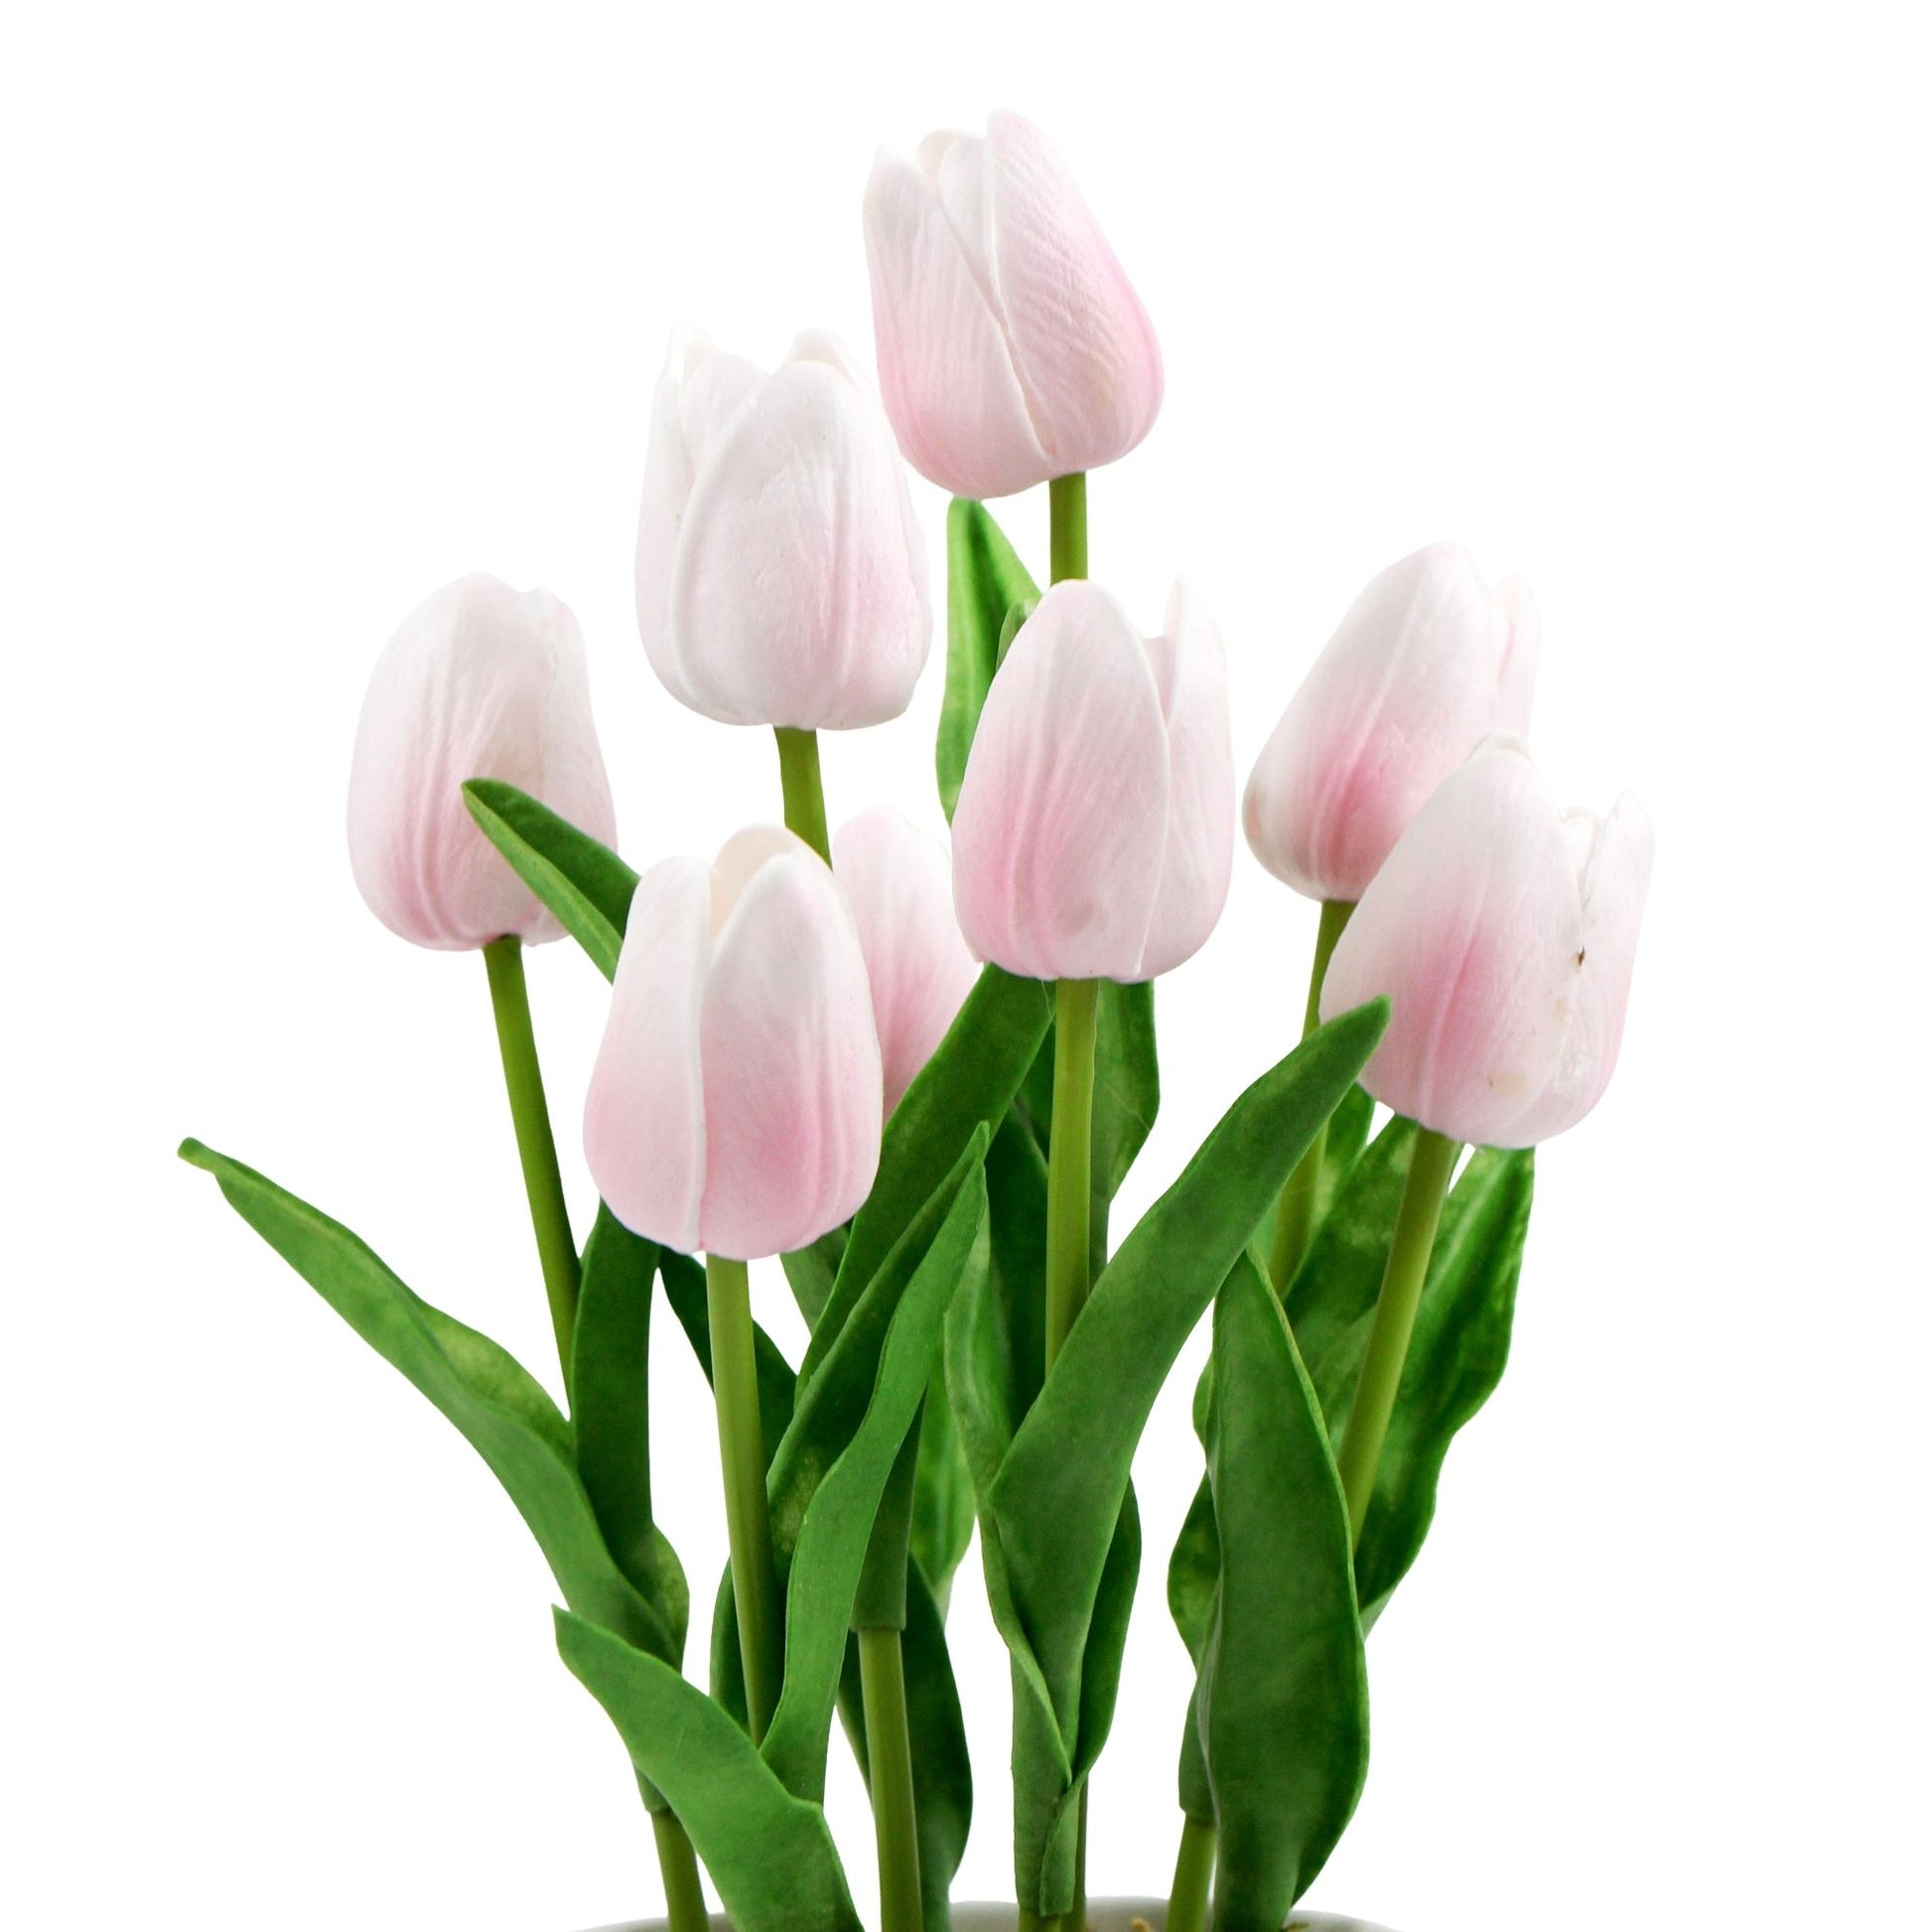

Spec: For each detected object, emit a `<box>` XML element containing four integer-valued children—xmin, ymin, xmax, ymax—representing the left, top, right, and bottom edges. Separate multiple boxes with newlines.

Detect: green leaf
<box><xmin>463</xmin><ymin>777</ymin><xmax>637</xmax><ymax>979</ymax></box>
<box><xmin>571</xmin><ymin>1208</ymin><xmax>689</xmax><ymax>1662</ymax></box>
<box><xmin>908</xmin><ymin>1366</ymin><xmax>976</xmax><ymax>1614</ymax></box>
<box><xmin>806</xmin><ymin>966</ymin><xmax>1050</xmax><ymax>1386</ymax></box>
<box><xmin>990</xmin><ymin>1001</ymin><xmax>1387</xmax><ymax>1722</ymax></box>
<box><xmin>947</xmin><ymin>1001</ymin><xmax>1387</xmax><ymax>1914</ymax></box>
<box><xmin>179</xmin><ymin>1141</ymin><xmax>677</xmax><ymax>1664</ymax></box>
<box><xmin>556</xmin><ymin>1611</ymin><xmax>861</xmax><ymax>1932</ymax></box>
<box><xmin>782</xmin><ymin>1225</ymin><xmax>848</xmax><ymax>1332</ymax></box>
<box><xmin>1200</xmin><ymin>1255</ymin><xmax>1369</xmax><ymax>1929</ymax></box>
<box><xmin>657</xmin><ymin>1245</ymin><xmax>796</xmax><ymax>1469</ymax></box>
<box><xmin>1286</xmin><ymin>1127</ymin><xmax>1535</xmax><ymax>1625</ymax></box>
<box><xmin>938</xmin><ymin>498</ymin><xmax>1038</xmax><ymax>820</ymax></box>
<box><xmin>760</xmin><ymin>1137</ymin><xmax>991</xmax><ymax>1802</ymax></box>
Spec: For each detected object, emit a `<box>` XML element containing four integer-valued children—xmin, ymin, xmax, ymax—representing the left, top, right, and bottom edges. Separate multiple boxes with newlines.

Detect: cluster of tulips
<box><xmin>186</xmin><ymin>109</ymin><xmax>1651</xmax><ymax>1932</ymax></box>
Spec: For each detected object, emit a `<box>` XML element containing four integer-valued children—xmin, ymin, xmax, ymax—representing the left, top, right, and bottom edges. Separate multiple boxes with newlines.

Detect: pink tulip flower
<box><xmin>635</xmin><ymin>325</ymin><xmax>930</xmax><ymax>731</ymax></box>
<box><xmin>346</xmin><ymin>574</ymin><xmax>617</xmax><ymax>951</ymax></box>
<box><xmin>1319</xmin><ymin>739</ymin><xmax>1653</xmax><ymax>1148</ymax></box>
<box><xmin>584</xmin><ymin>827</ymin><xmax>883</xmax><ymax>1261</ymax></box>
<box><xmin>951</xmin><ymin>579</ymin><xmax>1233</xmax><ymax>982</ymax></box>
<box><xmin>832</xmin><ymin>807</ymin><xmax>980</xmax><ymax>1117</ymax></box>
<box><xmin>1244</xmin><ymin>543</ymin><xmax>1539</xmax><ymax>903</ymax></box>
<box><xmin>864</xmin><ymin>111</ymin><xmax>1164</xmax><ymax>499</ymax></box>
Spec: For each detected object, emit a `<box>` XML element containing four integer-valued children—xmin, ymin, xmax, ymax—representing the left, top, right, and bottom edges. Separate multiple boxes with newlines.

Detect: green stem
<box><xmin>1166</xmin><ymin>1815</ymin><xmax>1216</xmax><ymax>1932</ymax></box>
<box><xmin>773</xmin><ymin>726</ymin><xmax>831</xmax><ymax>864</ymax></box>
<box><xmin>1018</xmin><ymin>1914</ymin><xmax>1062</xmax><ymax>1932</ymax></box>
<box><xmin>1334</xmin><ymin>1126</ymin><xmax>1461</xmax><ymax>1540</ymax></box>
<box><xmin>704</xmin><ymin>1254</ymin><xmax>783</xmax><ymax>1740</ymax></box>
<box><xmin>1049</xmin><ymin>472</ymin><xmax>1088</xmax><ymax>582</ymax></box>
<box><xmin>650</xmin><ymin>1809</ymin><xmax>709</xmax><ymax>1932</ymax></box>
<box><xmin>1267</xmin><ymin>898</ymin><xmax>1355</xmax><ymax>1293</ymax></box>
<box><xmin>1069</xmin><ymin>1785</ymin><xmax>1088</xmax><ymax>1932</ymax></box>
<box><xmin>482</xmin><ymin>936</ymin><xmax>580</xmax><ymax>1385</ymax></box>
<box><xmin>857</xmin><ymin>1626</ymin><xmax>923</xmax><ymax>1932</ymax></box>
<box><xmin>1044</xmin><ymin>977</ymin><xmax>1101</xmax><ymax>1372</ymax></box>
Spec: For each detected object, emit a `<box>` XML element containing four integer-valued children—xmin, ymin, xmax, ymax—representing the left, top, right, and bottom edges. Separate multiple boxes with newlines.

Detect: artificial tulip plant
<box><xmin>183</xmin><ymin>109</ymin><xmax>1652</xmax><ymax>1932</ymax></box>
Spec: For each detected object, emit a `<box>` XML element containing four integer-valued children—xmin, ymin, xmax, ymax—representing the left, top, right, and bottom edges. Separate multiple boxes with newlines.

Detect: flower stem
<box><xmin>650</xmin><ymin>1809</ymin><xmax>709</xmax><ymax>1932</ymax></box>
<box><xmin>482</xmin><ymin>936</ymin><xmax>580</xmax><ymax>1386</ymax></box>
<box><xmin>1334</xmin><ymin>1126</ymin><xmax>1461</xmax><ymax>1539</ymax></box>
<box><xmin>1044</xmin><ymin>977</ymin><xmax>1101</xmax><ymax>1373</ymax></box>
<box><xmin>1267</xmin><ymin>898</ymin><xmax>1355</xmax><ymax>1293</ymax></box>
<box><xmin>1049</xmin><ymin>472</ymin><xmax>1088</xmax><ymax>582</ymax></box>
<box><xmin>773</xmin><ymin>726</ymin><xmax>832</xmax><ymax>864</ymax></box>
<box><xmin>858</xmin><ymin>1625</ymin><xmax>924</xmax><ymax>1932</ymax></box>
<box><xmin>1018</xmin><ymin>1914</ymin><xmax>1062</xmax><ymax>1932</ymax></box>
<box><xmin>704</xmin><ymin>1253</ymin><xmax>783</xmax><ymax>1740</ymax></box>
<box><xmin>1166</xmin><ymin>1814</ymin><xmax>1216</xmax><ymax>1932</ymax></box>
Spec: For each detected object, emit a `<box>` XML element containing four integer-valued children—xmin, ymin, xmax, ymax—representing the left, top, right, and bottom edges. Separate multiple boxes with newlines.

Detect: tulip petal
<box><xmin>1320</xmin><ymin>742</ymin><xmax>1583</xmax><ymax>1147</ymax></box>
<box><xmin>1503</xmin><ymin>792</ymin><xmax>1654</xmax><ymax>1144</ymax></box>
<box><xmin>700</xmin><ymin>852</ymin><xmax>884</xmax><ymax>1260</ymax></box>
<box><xmin>833</xmin><ymin>807</ymin><xmax>979</xmax><ymax>1116</ymax></box>
<box><xmin>951</xmin><ymin>581</ymin><xmax>1171</xmax><ymax>982</ymax></box>
<box><xmin>864</xmin><ymin>144</ymin><xmax>1052</xmax><ymax>499</ymax></box>
<box><xmin>1137</xmin><ymin>582</ymin><xmax>1235</xmax><ymax>978</ymax></box>
<box><xmin>347</xmin><ymin>575</ymin><xmax>615</xmax><ymax>950</ymax></box>
<box><xmin>982</xmin><ymin>111</ymin><xmax>1164</xmax><ymax>478</ymax></box>
<box><xmin>583</xmin><ymin>859</ymin><xmax>712</xmax><ymax>1252</ymax></box>
<box><xmin>1244</xmin><ymin>544</ymin><xmax>1530</xmax><ymax>903</ymax></box>
<box><xmin>634</xmin><ymin>326</ymin><xmax>762</xmax><ymax>712</ymax></box>
<box><xmin>669</xmin><ymin>347</ymin><xmax>930</xmax><ymax>729</ymax></box>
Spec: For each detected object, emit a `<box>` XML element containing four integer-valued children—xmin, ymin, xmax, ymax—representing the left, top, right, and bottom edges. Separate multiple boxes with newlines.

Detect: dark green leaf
<box><xmin>462</xmin><ymin>778</ymin><xmax>637</xmax><ymax>980</ymax></box>
<box><xmin>806</xmin><ymin>966</ymin><xmax>1049</xmax><ymax>1385</ymax></box>
<box><xmin>782</xmin><ymin>1225</ymin><xmax>848</xmax><ymax>1332</ymax></box>
<box><xmin>1201</xmin><ymin>1256</ymin><xmax>1368</xmax><ymax>1929</ymax></box>
<box><xmin>990</xmin><ymin>1001</ymin><xmax>1387</xmax><ymax>1722</ymax></box>
<box><xmin>947</xmin><ymin>1002</ymin><xmax>1387</xmax><ymax>1915</ymax></box>
<box><xmin>909</xmin><ymin>1367</ymin><xmax>976</xmax><ymax>1614</ymax></box>
<box><xmin>852</xmin><ymin>1417</ymin><xmax>921</xmax><ymax>1632</ymax></box>
<box><xmin>179</xmin><ymin>1141</ymin><xmax>677</xmax><ymax>1663</ymax></box>
<box><xmin>938</xmin><ymin>499</ymin><xmax>1037</xmax><ymax>820</ymax></box>
<box><xmin>571</xmin><ymin>1208</ymin><xmax>689</xmax><ymax>1661</ymax></box>
<box><xmin>1286</xmin><ymin>1127</ymin><xmax>1535</xmax><ymax>1625</ymax></box>
<box><xmin>555</xmin><ymin>1611</ymin><xmax>861</xmax><ymax>1932</ymax></box>
<box><xmin>761</xmin><ymin>1139</ymin><xmax>990</xmax><ymax>1802</ymax></box>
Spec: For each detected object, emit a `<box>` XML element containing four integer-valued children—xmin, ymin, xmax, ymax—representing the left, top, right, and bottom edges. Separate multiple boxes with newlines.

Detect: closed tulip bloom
<box><xmin>952</xmin><ymin>579</ymin><xmax>1233</xmax><ymax>982</ymax></box>
<box><xmin>864</xmin><ymin>111</ymin><xmax>1164</xmax><ymax>499</ymax></box>
<box><xmin>1319</xmin><ymin>740</ymin><xmax>1653</xmax><ymax>1148</ymax></box>
<box><xmin>584</xmin><ymin>827</ymin><xmax>883</xmax><ymax>1261</ymax></box>
<box><xmin>635</xmin><ymin>325</ymin><xmax>929</xmax><ymax>731</ymax></box>
<box><xmin>1244</xmin><ymin>543</ymin><xmax>1539</xmax><ymax>903</ymax></box>
<box><xmin>832</xmin><ymin>807</ymin><xmax>979</xmax><ymax>1116</ymax></box>
<box><xmin>346</xmin><ymin>574</ymin><xmax>617</xmax><ymax>951</ymax></box>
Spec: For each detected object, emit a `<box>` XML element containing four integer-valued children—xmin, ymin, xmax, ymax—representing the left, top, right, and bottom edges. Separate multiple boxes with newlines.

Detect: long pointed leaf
<box><xmin>179</xmin><ymin>1140</ymin><xmax>677</xmax><ymax>1662</ymax></box>
<box><xmin>938</xmin><ymin>498</ymin><xmax>1037</xmax><ymax>820</ymax></box>
<box><xmin>571</xmin><ymin>1208</ymin><xmax>689</xmax><ymax>1662</ymax></box>
<box><xmin>556</xmin><ymin>1611</ymin><xmax>860</xmax><ymax>1932</ymax></box>
<box><xmin>1201</xmin><ymin>1255</ymin><xmax>1369</xmax><ymax>1929</ymax></box>
<box><xmin>463</xmin><ymin>777</ymin><xmax>637</xmax><ymax>979</ymax></box>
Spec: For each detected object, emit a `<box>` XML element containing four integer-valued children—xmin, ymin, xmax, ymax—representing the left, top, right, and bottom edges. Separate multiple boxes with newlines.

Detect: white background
<box><xmin>5</xmin><ymin>3</ymin><xmax>1928</xmax><ymax>1928</ymax></box>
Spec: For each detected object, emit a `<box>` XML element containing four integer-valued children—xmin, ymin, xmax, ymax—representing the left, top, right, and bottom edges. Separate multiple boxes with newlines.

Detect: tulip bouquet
<box><xmin>182</xmin><ymin>111</ymin><xmax>1651</xmax><ymax>1932</ymax></box>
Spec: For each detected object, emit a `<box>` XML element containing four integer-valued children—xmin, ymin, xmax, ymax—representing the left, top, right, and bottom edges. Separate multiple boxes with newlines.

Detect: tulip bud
<box><xmin>635</xmin><ymin>325</ymin><xmax>930</xmax><ymax>731</ymax></box>
<box><xmin>832</xmin><ymin>807</ymin><xmax>979</xmax><ymax>1117</ymax></box>
<box><xmin>346</xmin><ymin>574</ymin><xmax>617</xmax><ymax>951</ymax></box>
<box><xmin>951</xmin><ymin>579</ymin><xmax>1233</xmax><ymax>982</ymax></box>
<box><xmin>1319</xmin><ymin>740</ymin><xmax>1653</xmax><ymax>1148</ymax></box>
<box><xmin>1243</xmin><ymin>543</ymin><xmax>1539</xmax><ymax>903</ymax></box>
<box><xmin>584</xmin><ymin>827</ymin><xmax>883</xmax><ymax>1261</ymax></box>
<box><xmin>864</xmin><ymin>111</ymin><xmax>1164</xmax><ymax>499</ymax></box>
